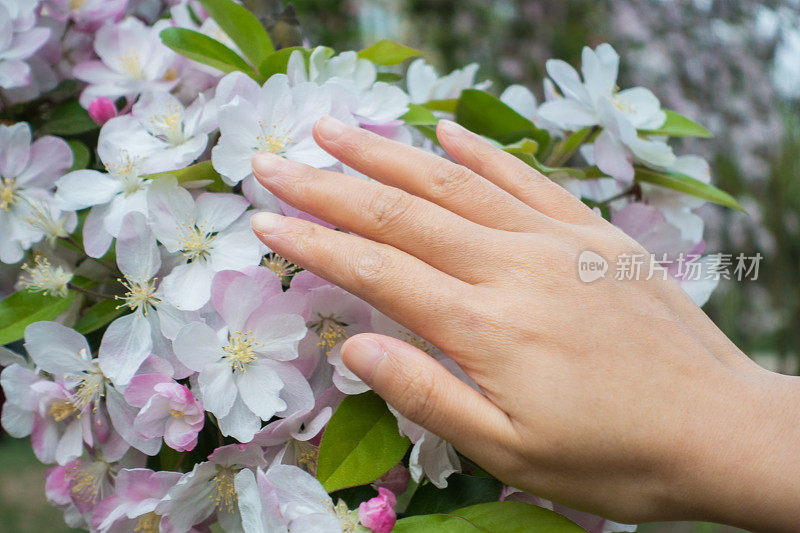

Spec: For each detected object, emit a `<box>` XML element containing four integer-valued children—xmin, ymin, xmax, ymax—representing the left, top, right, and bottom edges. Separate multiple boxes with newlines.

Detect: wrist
<box><xmin>665</xmin><ymin>367</ymin><xmax>800</xmax><ymax>531</ymax></box>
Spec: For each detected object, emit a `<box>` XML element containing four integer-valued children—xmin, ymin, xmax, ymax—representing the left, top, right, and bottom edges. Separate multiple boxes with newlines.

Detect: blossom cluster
<box><xmin>0</xmin><ymin>0</ymin><xmax>734</xmax><ymax>531</ymax></box>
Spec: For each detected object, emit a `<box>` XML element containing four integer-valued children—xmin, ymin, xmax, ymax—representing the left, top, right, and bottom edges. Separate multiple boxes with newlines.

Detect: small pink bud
<box><xmin>358</xmin><ymin>487</ymin><xmax>397</xmax><ymax>533</ymax></box>
<box><xmin>88</xmin><ymin>97</ymin><xmax>117</xmax><ymax>125</ymax></box>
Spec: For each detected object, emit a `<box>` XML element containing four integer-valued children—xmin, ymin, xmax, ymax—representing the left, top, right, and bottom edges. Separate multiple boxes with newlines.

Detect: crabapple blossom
<box><xmin>290</xmin><ymin>271</ymin><xmax>373</xmax><ymax>394</ymax></box>
<box><xmin>98</xmin><ymin>91</ymin><xmax>216</xmax><ymax>173</ymax></box>
<box><xmin>358</xmin><ymin>487</ymin><xmax>397</xmax><ymax>533</ymax></box>
<box><xmin>0</xmin><ymin>122</ymin><xmax>73</xmax><ymax>263</ymax></box>
<box><xmin>0</xmin><ymin>0</ymin><xmax>50</xmax><ymax>90</ymax></box>
<box><xmin>146</xmin><ymin>176</ymin><xmax>264</xmax><ymax>310</ymax></box>
<box><xmin>91</xmin><ymin>468</ymin><xmax>182</xmax><ymax>533</ymax></box>
<box><xmin>212</xmin><ymin>72</ymin><xmax>351</xmax><ymax>186</ymax></box>
<box><xmin>157</xmin><ymin>443</ymin><xmax>266</xmax><ymax>533</ymax></box>
<box><xmin>87</xmin><ymin>97</ymin><xmax>118</xmax><ymax>125</ymax></box>
<box><xmin>173</xmin><ymin>268</ymin><xmax>311</xmax><ymax>442</ymax></box>
<box><xmin>406</xmin><ymin>58</ymin><xmax>490</xmax><ymax>104</ymax></box>
<box><xmin>73</xmin><ymin>17</ymin><xmax>179</xmax><ymax>107</ymax></box>
<box><xmin>234</xmin><ymin>465</ymin><xmax>360</xmax><ymax>533</ymax></box>
<box><xmin>500</xmin><ymin>84</ymin><xmax>538</xmax><ymax>122</ymax></box>
<box><xmin>42</xmin><ymin>0</ymin><xmax>128</xmax><ymax>31</ymax></box>
<box><xmin>124</xmin><ymin>373</ymin><xmax>204</xmax><ymax>452</ymax></box>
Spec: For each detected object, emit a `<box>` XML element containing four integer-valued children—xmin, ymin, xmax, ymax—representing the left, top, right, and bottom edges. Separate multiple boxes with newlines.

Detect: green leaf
<box><xmin>376</xmin><ymin>72</ymin><xmax>402</xmax><ymax>83</ymax></box>
<box><xmin>402</xmin><ymin>104</ymin><xmax>438</xmax><ymax>126</ymax></box>
<box><xmin>316</xmin><ymin>391</ymin><xmax>410</xmax><ymax>492</ymax></box>
<box><xmin>423</xmin><ymin>99</ymin><xmax>458</xmax><ymax>114</ymax></box>
<box><xmin>641</xmin><ymin>109</ymin><xmax>712</xmax><ymax>138</ymax></box>
<box><xmin>258</xmin><ymin>46</ymin><xmax>309</xmax><ymax>80</ymax></box>
<box><xmin>634</xmin><ymin>166</ymin><xmax>744</xmax><ymax>211</ymax></box>
<box><xmin>41</xmin><ymin>101</ymin><xmax>98</xmax><ymax>136</ymax></box>
<box><xmin>75</xmin><ymin>299</ymin><xmax>125</xmax><ymax>335</ymax></box>
<box><xmin>197</xmin><ymin>0</ymin><xmax>274</xmax><ymax>70</ymax></box>
<box><xmin>358</xmin><ymin>39</ymin><xmax>422</xmax><ymax>65</ymax></box>
<box><xmin>67</xmin><ymin>140</ymin><xmax>91</xmax><ymax>171</ymax></box>
<box><xmin>144</xmin><ymin>160</ymin><xmax>230</xmax><ymax>192</ymax></box>
<box><xmin>512</xmin><ymin>151</ymin><xmax>585</xmax><ymax>180</ymax></box>
<box><xmin>456</xmin><ymin>89</ymin><xmax>550</xmax><ymax>150</ymax></box>
<box><xmin>160</xmin><ymin>28</ymin><xmax>253</xmax><ymax>76</ymax></box>
<box><xmin>0</xmin><ymin>291</ymin><xmax>76</xmax><ymax>345</ymax></box>
<box><xmin>394</xmin><ymin>501</ymin><xmax>585</xmax><ymax>532</ymax></box>
<box><xmin>404</xmin><ymin>474</ymin><xmax>503</xmax><ymax>516</ymax></box>
<box><xmin>501</xmin><ymin>137</ymin><xmax>539</xmax><ymax>156</ymax></box>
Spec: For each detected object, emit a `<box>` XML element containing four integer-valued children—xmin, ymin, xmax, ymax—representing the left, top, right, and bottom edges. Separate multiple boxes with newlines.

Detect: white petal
<box><xmin>98</xmin><ymin>313</ymin><xmax>153</xmax><ymax>386</ymax></box>
<box><xmin>116</xmin><ymin>211</ymin><xmax>160</xmax><ymax>280</ymax></box>
<box><xmin>217</xmin><ymin>394</ymin><xmax>262</xmax><ymax>442</ymax></box>
<box><xmin>162</xmin><ymin>260</ymin><xmax>214</xmax><ymax>311</ymax></box>
<box><xmin>55</xmin><ymin>420</ymin><xmax>84</xmax><ymax>465</ymax></box>
<box><xmin>83</xmin><ymin>203</ymin><xmax>114</xmax><ymax>258</ymax></box>
<box><xmin>500</xmin><ymin>84</ymin><xmax>537</xmax><ymax>119</ymax></box>
<box><xmin>236</xmin><ymin>361</ymin><xmax>286</xmax><ymax>420</ymax></box>
<box><xmin>172</xmin><ymin>322</ymin><xmax>223</xmax><ymax>371</ymax></box>
<box><xmin>54</xmin><ymin>170</ymin><xmax>120</xmax><ymax>210</ymax></box>
<box><xmin>195</xmin><ymin>192</ymin><xmax>249</xmax><ymax>232</ymax></box>
<box><xmin>24</xmin><ymin>322</ymin><xmax>92</xmax><ymax>375</ymax></box>
<box><xmin>198</xmin><ymin>361</ymin><xmax>238</xmax><ymax>418</ymax></box>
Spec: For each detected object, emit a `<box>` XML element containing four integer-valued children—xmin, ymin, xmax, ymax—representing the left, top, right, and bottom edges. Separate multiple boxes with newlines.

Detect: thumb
<box><xmin>340</xmin><ymin>333</ymin><xmax>515</xmax><ymax>460</ymax></box>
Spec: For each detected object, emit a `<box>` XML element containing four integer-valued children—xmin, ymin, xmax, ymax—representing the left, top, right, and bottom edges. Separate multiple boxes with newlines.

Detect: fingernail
<box><xmin>341</xmin><ymin>337</ymin><xmax>385</xmax><ymax>382</ymax></box>
<box><xmin>250</xmin><ymin>211</ymin><xmax>285</xmax><ymax>234</ymax></box>
<box><xmin>315</xmin><ymin>115</ymin><xmax>347</xmax><ymax>140</ymax></box>
<box><xmin>437</xmin><ymin>119</ymin><xmax>467</xmax><ymax>136</ymax></box>
<box><xmin>252</xmin><ymin>152</ymin><xmax>286</xmax><ymax>179</ymax></box>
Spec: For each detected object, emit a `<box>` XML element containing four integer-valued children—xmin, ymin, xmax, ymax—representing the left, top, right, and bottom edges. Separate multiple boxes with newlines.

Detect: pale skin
<box><xmin>249</xmin><ymin>116</ymin><xmax>800</xmax><ymax>532</ymax></box>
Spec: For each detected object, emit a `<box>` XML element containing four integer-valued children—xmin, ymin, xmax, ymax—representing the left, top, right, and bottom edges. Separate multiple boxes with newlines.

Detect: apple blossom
<box><xmin>73</xmin><ymin>17</ymin><xmax>179</xmax><ymax>107</ymax></box>
<box><xmin>212</xmin><ymin>72</ymin><xmax>349</xmax><ymax>185</ymax></box>
<box><xmin>87</xmin><ymin>97</ymin><xmax>118</xmax><ymax>125</ymax></box>
<box><xmin>173</xmin><ymin>268</ymin><xmax>311</xmax><ymax>442</ymax></box>
<box><xmin>91</xmin><ymin>468</ymin><xmax>182</xmax><ymax>533</ymax></box>
<box><xmin>358</xmin><ymin>487</ymin><xmax>397</xmax><ymax>533</ymax></box>
<box><xmin>146</xmin><ymin>176</ymin><xmax>264</xmax><ymax>310</ymax></box>
<box><xmin>98</xmin><ymin>91</ymin><xmax>216</xmax><ymax>174</ymax></box>
<box><xmin>406</xmin><ymin>58</ymin><xmax>490</xmax><ymax>104</ymax></box>
<box><xmin>123</xmin><ymin>373</ymin><xmax>204</xmax><ymax>452</ymax></box>
<box><xmin>0</xmin><ymin>122</ymin><xmax>73</xmax><ymax>263</ymax></box>
<box><xmin>42</xmin><ymin>0</ymin><xmax>128</xmax><ymax>32</ymax></box>
<box><xmin>0</xmin><ymin>1</ymin><xmax>50</xmax><ymax>90</ymax></box>
<box><xmin>157</xmin><ymin>443</ymin><xmax>266</xmax><ymax>533</ymax></box>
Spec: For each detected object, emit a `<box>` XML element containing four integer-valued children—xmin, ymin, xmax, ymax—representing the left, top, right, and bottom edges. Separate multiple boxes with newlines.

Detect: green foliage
<box><xmin>0</xmin><ymin>291</ymin><xmax>76</xmax><ymax>345</ymax></box>
<box><xmin>316</xmin><ymin>391</ymin><xmax>410</xmax><ymax>492</ymax></box>
<box><xmin>74</xmin><ymin>299</ymin><xmax>125</xmax><ymax>335</ymax></box>
<box><xmin>144</xmin><ymin>160</ymin><xmax>230</xmax><ymax>192</ymax></box>
<box><xmin>67</xmin><ymin>140</ymin><xmax>91</xmax><ymax>171</ymax></box>
<box><xmin>456</xmin><ymin>89</ymin><xmax>550</xmax><ymax>150</ymax></box>
<box><xmin>41</xmin><ymin>101</ymin><xmax>97</xmax><ymax>136</ymax></box>
<box><xmin>641</xmin><ymin>109</ymin><xmax>713</xmax><ymax>138</ymax></box>
<box><xmin>394</xmin><ymin>501</ymin><xmax>584</xmax><ymax>532</ymax></box>
<box><xmin>401</xmin><ymin>104</ymin><xmax>439</xmax><ymax>126</ymax></box>
<box><xmin>197</xmin><ymin>0</ymin><xmax>274</xmax><ymax>70</ymax></box>
<box><xmin>404</xmin><ymin>474</ymin><xmax>503</xmax><ymax>516</ymax></box>
<box><xmin>259</xmin><ymin>46</ymin><xmax>309</xmax><ymax>79</ymax></box>
<box><xmin>634</xmin><ymin>166</ymin><xmax>744</xmax><ymax>211</ymax></box>
<box><xmin>160</xmin><ymin>28</ymin><xmax>254</xmax><ymax>76</ymax></box>
<box><xmin>358</xmin><ymin>39</ymin><xmax>422</xmax><ymax>65</ymax></box>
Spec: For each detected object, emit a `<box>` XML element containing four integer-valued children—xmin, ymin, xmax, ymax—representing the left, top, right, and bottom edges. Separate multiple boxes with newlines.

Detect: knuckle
<box><xmin>364</xmin><ymin>187</ymin><xmax>410</xmax><ymax>230</ymax></box>
<box><xmin>351</xmin><ymin>246</ymin><xmax>393</xmax><ymax>284</ymax></box>
<box><xmin>428</xmin><ymin>163</ymin><xmax>476</xmax><ymax>197</ymax></box>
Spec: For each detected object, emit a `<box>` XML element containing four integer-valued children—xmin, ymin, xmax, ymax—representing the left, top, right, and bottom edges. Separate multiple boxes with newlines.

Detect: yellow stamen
<box><xmin>0</xmin><ymin>178</ymin><xmax>18</xmax><ymax>211</ymax></box>
<box><xmin>223</xmin><ymin>331</ymin><xmax>260</xmax><ymax>372</ymax></box>
<box><xmin>211</xmin><ymin>468</ymin><xmax>238</xmax><ymax>513</ymax></box>
<box><xmin>262</xmin><ymin>253</ymin><xmax>299</xmax><ymax>285</ymax></box>
<box><xmin>49</xmin><ymin>399</ymin><xmax>79</xmax><ymax>422</ymax></box>
<box><xmin>116</xmin><ymin>276</ymin><xmax>160</xmax><ymax>314</ymax></box>
<box><xmin>310</xmin><ymin>314</ymin><xmax>348</xmax><ymax>353</ymax></box>
<box><xmin>134</xmin><ymin>512</ymin><xmax>161</xmax><ymax>533</ymax></box>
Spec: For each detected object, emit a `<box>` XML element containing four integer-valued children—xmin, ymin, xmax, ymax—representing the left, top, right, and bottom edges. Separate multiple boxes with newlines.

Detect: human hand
<box><xmin>250</xmin><ymin>116</ymin><xmax>800</xmax><ymax>531</ymax></box>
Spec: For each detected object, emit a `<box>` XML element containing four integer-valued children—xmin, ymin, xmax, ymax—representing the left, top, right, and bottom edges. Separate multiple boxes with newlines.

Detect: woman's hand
<box><xmin>250</xmin><ymin>116</ymin><xmax>800</xmax><ymax>531</ymax></box>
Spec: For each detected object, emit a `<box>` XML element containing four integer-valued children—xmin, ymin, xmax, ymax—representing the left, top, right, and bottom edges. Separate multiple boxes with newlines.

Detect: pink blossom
<box><xmin>124</xmin><ymin>374</ymin><xmax>204</xmax><ymax>452</ymax></box>
<box><xmin>91</xmin><ymin>468</ymin><xmax>181</xmax><ymax>533</ymax></box>
<box><xmin>372</xmin><ymin>464</ymin><xmax>411</xmax><ymax>496</ymax></box>
<box><xmin>87</xmin><ymin>97</ymin><xmax>117</xmax><ymax>124</ymax></box>
<box><xmin>358</xmin><ymin>487</ymin><xmax>397</xmax><ymax>533</ymax></box>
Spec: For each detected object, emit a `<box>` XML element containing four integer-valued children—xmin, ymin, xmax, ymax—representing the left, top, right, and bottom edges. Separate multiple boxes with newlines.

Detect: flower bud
<box><xmin>88</xmin><ymin>97</ymin><xmax>117</xmax><ymax>125</ymax></box>
<box><xmin>358</xmin><ymin>487</ymin><xmax>397</xmax><ymax>533</ymax></box>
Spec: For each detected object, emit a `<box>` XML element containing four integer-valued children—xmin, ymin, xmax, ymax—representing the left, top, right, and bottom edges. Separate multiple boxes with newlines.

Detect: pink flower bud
<box><xmin>358</xmin><ymin>487</ymin><xmax>397</xmax><ymax>533</ymax></box>
<box><xmin>87</xmin><ymin>97</ymin><xmax>117</xmax><ymax>125</ymax></box>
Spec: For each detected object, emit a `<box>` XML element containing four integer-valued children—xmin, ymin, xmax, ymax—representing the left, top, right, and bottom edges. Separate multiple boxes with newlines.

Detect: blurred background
<box><xmin>2</xmin><ymin>0</ymin><xmax>798</xmax><ymax>531</ymax></box>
